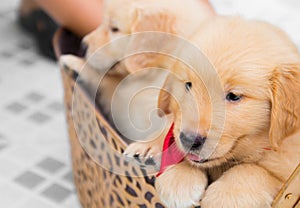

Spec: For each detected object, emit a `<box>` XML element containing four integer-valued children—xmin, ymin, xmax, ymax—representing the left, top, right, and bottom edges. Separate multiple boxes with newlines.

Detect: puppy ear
<box><xmin>124</xmin><ymin>7</ymin><xmax>176</xmax><ymax>73</ymax></box>
<box><xmin>269</xmin><ymin>63</ymin><xmax>300</xmax><ymax>149</ymax></box>
<box><xmin>130</xmin><ymin>7</ymin><xmax>176</xmax><ymax>33</ymax></box>
<box><xmin>158</xmin><ymin>74</ymin><xmax>176</xmax><ymax>117</ymax></box>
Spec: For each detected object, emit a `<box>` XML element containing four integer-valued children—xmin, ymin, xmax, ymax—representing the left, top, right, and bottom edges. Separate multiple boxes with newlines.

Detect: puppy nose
<box><xmin>77</xmin><ymin>41</ymin><xmax>88</xmax><ymax>58</ymax></box>
<box><xmin>180</xmin><ymin>132</ymin><xmax>206</xmax><ymax>151</ymax></box>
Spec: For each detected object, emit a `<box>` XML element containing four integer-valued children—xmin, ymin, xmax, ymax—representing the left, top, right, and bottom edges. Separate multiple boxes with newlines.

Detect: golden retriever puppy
<box><xmin>83</xmin><ymin>0</ymin><xmax>215</xmax><ymax>72</ymax></box>
<box><xmin>138</xmin><ymin>16</ymin><xmax>300</xmax><ymax>207</ymax></box>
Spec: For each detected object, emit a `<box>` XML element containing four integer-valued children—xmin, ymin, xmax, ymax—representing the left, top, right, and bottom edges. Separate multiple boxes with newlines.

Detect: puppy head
<box><xmin>82</xmin><ymin>0</ymin><xmax>135</xmax><ymax>70</ymax></box>
<box><xmin>158</xmin><ymin>16</ymin><xmax>300</xmax><ymax>167</ymax></box>
<box><xmin>83</xmin><ymin>0</ymin><xmax>214</xmax><ymax>72</ymax></box>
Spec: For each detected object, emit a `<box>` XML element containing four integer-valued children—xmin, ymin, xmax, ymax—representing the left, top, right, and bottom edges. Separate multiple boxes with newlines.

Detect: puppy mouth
<box><xmin>186</xmin><ymin>153</ymin><xmax>208</xmax><ymax>163</ymax></box>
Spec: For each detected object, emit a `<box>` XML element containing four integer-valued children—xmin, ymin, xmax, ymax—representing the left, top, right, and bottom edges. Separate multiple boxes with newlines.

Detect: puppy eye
<box><xmin>226</xmin><ymin>92</ymin><xmax>242</xmax><ymax>102</ymax></box>
<box><xmin>111</xmin><ymin>26</ymin><xmax>119</xmax><ymax>33</ymax></box>
<box><xmin>185</xmin><ymin>82</ymin><xmax>192</xmax><ymax>91</ymax></box>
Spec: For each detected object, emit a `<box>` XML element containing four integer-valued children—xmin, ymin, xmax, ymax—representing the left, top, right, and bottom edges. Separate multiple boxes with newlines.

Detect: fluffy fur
<box><xmin>83</xmin><ymin>0</ymin><xmax>214</xmax><ymax>72</ymax></box>
<box><xmin>135</xmin><ymin>16</ymin><xmax>300</xmax><ymax>207</ymax></box>
<box><xmin>60</xmin><ymin>0</ymin><xmax>214</xmax><ymax>144</ymax></box>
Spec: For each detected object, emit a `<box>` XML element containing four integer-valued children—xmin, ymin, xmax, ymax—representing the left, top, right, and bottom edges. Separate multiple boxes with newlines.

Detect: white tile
<box><xmin>0</xmin><ymin>181</ymin><xmax>28</xmax><ymax>207</ymax></box>
<box><xmin>0</xmin><ymin>0</ymin><xmax>19</xmax><ymax>13</ymax></box>
<box><xmin>20</xmin><ymin>197</ymin><xmax>55</xmax><ymax>208</ymax></box>
<box><xmin>0</xmin><ymin>157</ymin><xmax>24</xmax><ymax>179</ymax></box>
<box><xmin>4</xmin><ymin>145</ymin><xmax>46</xmax><ymax>166</ymax></box>
<box><xmin>63</xmin><ymin>194</ymin><xmax>81</xmax><ymax>208</ymax></box>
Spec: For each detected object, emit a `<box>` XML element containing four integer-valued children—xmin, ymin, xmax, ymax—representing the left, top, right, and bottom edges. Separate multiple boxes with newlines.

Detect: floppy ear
<box><xmin>124</xmin><ymin>7</ymin><xmax>177</xmax><ymax>73</ymax></box>
<box><xmin>130</xmin><ymin>7</ymin><xmax>176</xmax><ymax>33</ymax></box>
<box><xmin>269</xmin><ymin>63</ymin><xmax>300</xmax><ymax>149</ymax></box>
<box><xmin>158</xmin><ymin>74</ymin><xmax>177</xmax><ymax>117</ymax></box>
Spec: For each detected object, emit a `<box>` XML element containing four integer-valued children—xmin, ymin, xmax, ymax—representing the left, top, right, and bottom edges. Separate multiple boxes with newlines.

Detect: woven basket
<box><xmin>61</xmin><ymin>67</ymin><xmax>167</xmax><ymax>207</ymax></box>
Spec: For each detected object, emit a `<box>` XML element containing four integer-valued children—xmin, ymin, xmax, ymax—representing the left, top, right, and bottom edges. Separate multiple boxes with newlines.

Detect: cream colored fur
<box><xmin>139</xmin><ymin>16</ymin><xmax>300</xmax><ymax>208</ymax></box>
<box><xmin>83</xmin><ymin>0</ymin><xmax>215</xmax><ymax>72</ymax></box>
<box><xmin>60</xmin><ymin>0</ymin><xmax>214</xmax><ymax>143</ymax></box>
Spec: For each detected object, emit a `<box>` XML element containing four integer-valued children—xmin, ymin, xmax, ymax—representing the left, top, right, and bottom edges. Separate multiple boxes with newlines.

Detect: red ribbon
<box><xmin>157</xmin><ymin>123</ymin><xmax>185</xmax><ymax>177</ymax></box>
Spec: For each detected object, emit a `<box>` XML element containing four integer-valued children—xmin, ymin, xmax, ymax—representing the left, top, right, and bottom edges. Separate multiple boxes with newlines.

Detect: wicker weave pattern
<box><xmin>62</xmin><ymin>68</ymin><xmax>166</xmax><ymax>208</ymax></box>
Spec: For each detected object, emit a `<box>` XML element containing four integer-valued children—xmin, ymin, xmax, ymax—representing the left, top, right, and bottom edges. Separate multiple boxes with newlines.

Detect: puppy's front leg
<box><xmin>201</xmin><ymin>164</ymin><xmax>282</xmax><ymax>208</ymax></box>
<box><xmin>155</xmin><ymin>161</ymin><xmax>208</xmax><ymax>208</ymax></box>
<box><xmin>125</xmin><ymin>135</ymin><xmax>164</xmax><ymax>170</ymax></box>
<box><xmin>124</xmin><ymin>119</ymin><xmax>173</xmax><ymax>170</ymax></box>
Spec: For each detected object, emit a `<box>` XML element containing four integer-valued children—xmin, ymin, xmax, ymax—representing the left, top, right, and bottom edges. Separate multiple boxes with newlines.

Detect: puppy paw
<box><xmin>59</xmin><ymin>55</ymin><xmax>85</xmax><ymax>80</ymax></box>
<box><xmin>124</xmin><ymin>138</ymin><xmax>163</xmax><ymax>170</ymax></box>
<box><xmin>201</xmin><ymin>164</ymin><xmax>280</xmax><ymax>208</ymax></box>
<box><xmin>155</xmin><ymin>162</ymin><xmax>207</xmax><ymax>208</ymax></box>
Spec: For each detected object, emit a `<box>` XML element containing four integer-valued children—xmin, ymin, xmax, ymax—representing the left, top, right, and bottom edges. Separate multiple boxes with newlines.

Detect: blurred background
<box><xmin>0</xmin><ymin>0</ymin><xmax>299</xmax><ymax>207</ymax></box>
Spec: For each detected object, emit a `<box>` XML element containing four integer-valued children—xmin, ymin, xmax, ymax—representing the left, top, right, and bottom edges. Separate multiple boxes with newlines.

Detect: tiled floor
<box><xmin>0</xmin><ymin>0</ymin><xmax>80</xmax><ymax>207</ymax></box>
<box><xmin>0</xmin><ymin>0</ymin><xmax>299</xmax><ymax>208</ymax></box>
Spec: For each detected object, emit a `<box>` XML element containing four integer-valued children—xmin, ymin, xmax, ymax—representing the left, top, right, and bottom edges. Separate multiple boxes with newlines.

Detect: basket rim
<box><xmin>66</xmin><ymin>69</ymin><xmax>128</xmax><ymax>149</ymax></box>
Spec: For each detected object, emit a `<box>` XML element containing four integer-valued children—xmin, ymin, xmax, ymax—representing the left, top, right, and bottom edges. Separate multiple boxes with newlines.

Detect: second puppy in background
<box><xmin>60</xmin><ymin>0</ymin><xmax>215</xmax><ymax>160</ymax></box>
<box><xmin>83</xmin><ymin>0</ymin><xmax>215</xmax><ymax>72</ymax></box>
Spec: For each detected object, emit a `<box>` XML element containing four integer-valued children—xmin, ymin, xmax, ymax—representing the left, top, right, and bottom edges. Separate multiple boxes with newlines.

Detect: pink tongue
<box><xmin>187</xmin><ymin>153</ymin><xmax>202</xmax><ymax>162</ymax></box>
<box><xmin>157</xmin><ymin>123</ymin><xmax>185</xmax><ymax>177</ymax></box>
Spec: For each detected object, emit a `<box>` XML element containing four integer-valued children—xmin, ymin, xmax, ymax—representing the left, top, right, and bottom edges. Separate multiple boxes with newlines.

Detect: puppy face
<box><xmin>159</xmin><ymin>17</ymin><xmax>300</xmax><ymax>168</ymax></box>
<box><xmin>83</xmin><ymin>0</ymin><xmax>214</xmax><ymax>72</ymax></box>
<box><xmin>82</xmin><ymin>0</ymin><xmax>134</xmax><ymax>70</ymax></box>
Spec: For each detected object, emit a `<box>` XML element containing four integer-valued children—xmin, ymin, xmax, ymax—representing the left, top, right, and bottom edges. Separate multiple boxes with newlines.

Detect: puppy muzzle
<box><xmin>179</xmin><ymin>132</ymin><xmax>206</xmax><ymax>152</ymax></box>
